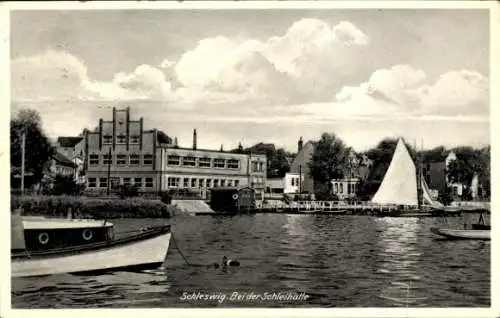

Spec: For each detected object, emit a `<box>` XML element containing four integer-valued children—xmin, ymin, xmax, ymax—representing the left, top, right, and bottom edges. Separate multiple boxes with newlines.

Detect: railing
<box><xmin>261</xmin><ymin>200</ymin><xmax>414</xmax><ymax>211</ymax></box>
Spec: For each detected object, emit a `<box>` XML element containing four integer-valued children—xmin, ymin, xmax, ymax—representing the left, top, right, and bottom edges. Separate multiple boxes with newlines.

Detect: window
<box><xmin>99</xmin><ymin>177</ymin><xmax>108</xmax><ymax>188</ymax></box>
<box><xmin>134</xmin><ymin>177</ymin><xmax>142</xmax><ymax>187</ymax></box>
<box><xmin>168</xmin><ymin>177</ymin><xmax>180</xmax><ymax>187</ymax></box>
<box><xmin>252</xmin><ymin>161</ymin><xmax>264</xmax><ymax>172</ymax></box>
<box><xmin>334</xmin><ymin>183</ymin><xmax>338</xmax><ymax>193</ymax></box>
<box><xmin>291</xmin><ymin>178</ymin><xmax>295</xmax><ymax>187</ymax></box>
<box><xmin>116</xmin><ymin>154</ymin><xmax>127</xmax><ymax>165</ymax></box>
<box><xmin>123</xmin><ymin>177</ymin><xmax>131</xmax><ymax>186</ymax></box>
<box><xmin>130</xmin><ymin>154</ymin><xmax>140</xmax><ymax>165</ymax></box>
<box><xmin>130</xmin><ymin>135</ymin><xmax>140</xmax><ymax>144</ymax></box>
<box><xmin>168</xmin><ymin>155</ymin><xmax>180</xmax><ymax>166</ymax></box>
<box><xmin>89</xmin><ymin>154</ymin><xmax>99</xmax><ymax>165</ymax></box>
<box><xmin>206</xmin><ymin>179</ymin><xmax>212</xmax><ymax>188</ymax></box>
<box><xmin>199</xmin><ymin>179</ymin><xmax>205</xmax><ymax>188</ymax></box>
<box><xmin>234</xmin><ymin>180</ymin><xmax>239</xmax><ymax>187</ymax></box>
<box><xmin>227</xmin><ymin>159</ymin><xmax>240</xmax><ymax>169</ymax></box>
<box><xmin>339</xmin><ymin>183</ymin><xmax>343</xmax><ymax>194</ymax></box>
<box><xmin>116</xmin><ymin>135</ymin><xmax>126</xmax><ymax>144</ymax></box>
<box><xmin>103</xmin><ymin>135</ymin><xmax>112</xmax><ymax>144</ymax></box>
<box><xmin>191</xmin><ymin>178</ymin><xmax>198</xmax><ymax>188</ymax></box>
<box><xmin>214</xmin><ymin>159</ymin><xmax>225</xmax><ymax>168</ymax></box>
<box><xmin>183</xmin><ymin>178</ymin><xmax>189</xmax><ymax>188</ymax></box>
<box><xmin>88</xmin><ymin>177</ymin><xmax>97</xmax><ymax>188</ymax></box>
<box><xmin>145</xmin><ymin>178</ymin><xmax>154</xmax><ymax>188</ymax></box>
<box><xmin>220</xmin><ymin>179</ymin><xmax>226</xmax><ymax>187</ymax></box>
<box><xmin>213</xmin><ymin>179</ymin><xmax>219</xmax><ymax>187</ymax></box>
<box><xmin>198</xmin><ymin>157</ymin><xmax>211</xmax><ymax>168</ymax></box>
<box><xmin>227</xmin><ymin>180</ymin><xmax>233</xmax><ymax>187</ymax></box>
<box><xmin>103</xmin><ymin>153</ymin><xmax>112</xmax><ymax>165</ymax></box>
<box><xmin>182</xmin><ymin>156</ymin><xmax>196</xmax><ymax>167</ymax></box>
<box><xmin>347</xmin><ymin>183</ymin><xmax>351</xmax><ymax>195</ymax></box>
<box><xmin>143</xmin><ymin>154</ymin><xmax>153</xmax><ymax>165</ymax></box>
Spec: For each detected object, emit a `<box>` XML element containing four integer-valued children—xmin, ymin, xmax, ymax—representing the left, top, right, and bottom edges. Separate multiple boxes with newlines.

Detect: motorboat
<box><xmin>11</xmin><ymin>210</ymin><xmax>172</xmax><ymax>278</ymax></box>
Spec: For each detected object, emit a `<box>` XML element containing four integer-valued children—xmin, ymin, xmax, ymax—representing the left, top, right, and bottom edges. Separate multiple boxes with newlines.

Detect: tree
<box><xmin>51</xmin><ymin>175</ymin><xmax>84</xmax><ymax>196</ymax></box>
<box><xmin>308</xmin><ymin>133</ymin><xmax>347</xmax><ymax>200</ymax></box>
<box><xmin>230</xmin><ymin>142</ymin><xmax>291</xmax><ymax>178</ymax></box>
<box><xmin>11</xmin><ymin>109</ymin><xmax>54</xmax><ymax>186</ymax></box>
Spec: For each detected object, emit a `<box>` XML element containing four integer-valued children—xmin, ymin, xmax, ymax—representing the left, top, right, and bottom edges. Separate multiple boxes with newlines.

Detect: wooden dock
<box><xmin>194</xmin><ymin>200</ymin><xmax>475</xmax><ymax>217</ymax></box>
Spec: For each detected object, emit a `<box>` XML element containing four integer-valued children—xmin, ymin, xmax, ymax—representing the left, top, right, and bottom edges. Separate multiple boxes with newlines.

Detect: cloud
<box><xmin>11</xmin><ymin>19</ymin><xmax>488</xmax><ymax>121</ymax></box>
<box><xmin>334</xmin><ymin>64</ymin><xmax>489</xmax><ymax>116</ymax></box>
<box><xmin>12</xmin><ymin>50</ymin><xmax>90</xmax><ymax>101</ymax></box>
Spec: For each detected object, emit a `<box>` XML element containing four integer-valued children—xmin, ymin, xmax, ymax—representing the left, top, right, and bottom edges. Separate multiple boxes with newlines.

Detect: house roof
<box><xmin>52</xmin><ymin>150</ymin><xmax>77</xmax><ymax>167</ymax></box>
<box><xmin>57</xmin><ymin>137</ymin><xmax>83</xmax><ymax>148</ymax></box>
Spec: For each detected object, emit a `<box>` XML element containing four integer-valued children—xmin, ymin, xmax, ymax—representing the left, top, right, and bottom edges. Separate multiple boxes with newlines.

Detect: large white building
<box><xmin>59</xmin><ymin>107</ymin><xmax>267</xmax><ymax>199</ymax></box>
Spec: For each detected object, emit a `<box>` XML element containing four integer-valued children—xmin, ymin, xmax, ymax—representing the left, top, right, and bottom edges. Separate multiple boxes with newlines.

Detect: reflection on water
<box><xmin>375</xmin><ymin>217</ymin><xmax>427</xmax><ymax>306</ymax></box>
<box><xmin>12</xmin><ymin>215</ymin><xmax>490</xmax><ymax>308</ymax></box>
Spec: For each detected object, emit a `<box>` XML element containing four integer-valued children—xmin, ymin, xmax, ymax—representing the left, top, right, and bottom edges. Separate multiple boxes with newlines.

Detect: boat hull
<box><xmin>430</xmin><ymin>227</ymin><xmax>490</xmax><ymax>240</ymax></box>
<box><xmin>12</xmin><ymin>227</ymin><xmax>171</xmax><ymax>278</ymax></box>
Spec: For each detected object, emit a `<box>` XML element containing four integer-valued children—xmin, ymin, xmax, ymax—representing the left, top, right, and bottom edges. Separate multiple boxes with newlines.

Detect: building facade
<box><xmin>80</xmin><ymin>107</ymin><xmax>267</xmax><ymax>198</ymax></box>
<box><xmin>83</xmin><ymin>107</ymin><xmax>162</xmax><ymax>194</ymax></box>
<box><xmin>159</xmin><ymin>146</ymin><xmax>267</xmax><ymax>199</ymax></box>
<box><xmin>265</xmin><ymin>172</ymin><xmax>303</xmax><ymax>194</ymax></box>
<box><xmin>290</xmin><ymin>137</ymin><xmax>315</xmax><ymax>194</ymax></box>
<box><xmin>331</xmin><ymin>178</ymin><xmax>360</xmax><ymax>200</ymax></box>
<box><xmin>56</xmin><ymin>136</ymin><xmax>86</xmax><ymax>184</ymax></box>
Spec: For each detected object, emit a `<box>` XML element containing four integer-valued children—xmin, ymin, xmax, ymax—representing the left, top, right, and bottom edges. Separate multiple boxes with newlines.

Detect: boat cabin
<box><xmin>11</xmin><ymin>210</ymin><xmax>114</xmax><ymax>252</ymax></box>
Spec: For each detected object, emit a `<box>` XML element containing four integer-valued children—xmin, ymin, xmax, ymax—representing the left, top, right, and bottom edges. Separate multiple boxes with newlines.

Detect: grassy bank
<box><xmin>12</xmin><ymin>195</ymin><xmax>177</xmax><ymax>219</ymax></box>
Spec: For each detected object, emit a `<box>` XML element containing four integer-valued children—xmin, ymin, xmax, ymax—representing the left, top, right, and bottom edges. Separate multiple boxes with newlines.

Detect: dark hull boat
<box><xmin>11</xmin><ymin>212</ymin><xmax>172</xmax><ymax>278</ymax></box>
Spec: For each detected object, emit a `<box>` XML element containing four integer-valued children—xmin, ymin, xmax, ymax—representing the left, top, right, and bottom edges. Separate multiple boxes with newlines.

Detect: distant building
<box><xmin>265</xmin><ymin>172</ymin><xmax>303</xmax><ymax>194</ymax></box>
<box><xmin>331</xmin><ymin>178</ymin><xmax>360</xmax><ymax>200</ymax></box>
<box><xmin>56</xmin><ymin>136</ymin><xmax>86</xmax><ymax>184</ymax></box>
<box><xmin>290</xmin><ymin>137</ymin><xmax>315</xmax><ymax>194</ymax></box>
<box><xmin>81</xmin><ymin>107</ymin><xmax>267</xmax><ymax>199</ymax></box>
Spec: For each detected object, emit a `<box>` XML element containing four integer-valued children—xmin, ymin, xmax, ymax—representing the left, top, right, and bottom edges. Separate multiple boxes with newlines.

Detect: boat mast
<box><xmin>415</xmin><ymin>138</ymin><xmax>422</xmax><ymax>210</ymax></box>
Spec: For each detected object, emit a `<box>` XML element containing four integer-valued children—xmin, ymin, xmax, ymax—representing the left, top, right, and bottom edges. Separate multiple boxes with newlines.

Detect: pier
<box><xmin>192</xmin><ymin>200</ymin><xmax>483</xmax><ymax>217</ymax></box>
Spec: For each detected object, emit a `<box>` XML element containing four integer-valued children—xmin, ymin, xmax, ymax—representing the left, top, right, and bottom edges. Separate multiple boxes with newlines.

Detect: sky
<box><xmin>10</xmin><ymin>8</ymin><xmax>491</xmax><ymax>153</ymax></box>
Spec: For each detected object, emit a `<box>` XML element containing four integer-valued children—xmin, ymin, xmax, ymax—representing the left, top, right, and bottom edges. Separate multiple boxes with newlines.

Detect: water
<box><xmin>11</xmin><ymin>213</ymin><xmax>490</xmax><ymax>308</ymax></box>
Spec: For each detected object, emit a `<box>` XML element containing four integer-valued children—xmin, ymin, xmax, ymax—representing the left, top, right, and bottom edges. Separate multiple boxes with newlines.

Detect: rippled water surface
<box><xmin>12</xmin><ymin>213</ymin><xmax>490</xmax><ymax>308</ymax></box>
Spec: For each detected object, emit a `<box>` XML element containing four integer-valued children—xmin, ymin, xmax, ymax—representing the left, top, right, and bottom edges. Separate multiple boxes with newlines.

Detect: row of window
<box><xmin>89</xmin><ymin>154</ymin><xmax>153</xmax><ymax>166</ymax></box>
<box><xmin>167</xmin><ymin>156</ymin><xmax>241</xmax><ymax>169</ymax></box>
<box><xmin>102</xmin><ymin>135</ymin><xmax>140</xmax><ymax>145</ymax></box>
<box><xmin>88</xmin><ymin>177</ymin><xmax>154</xmax><ymax>188</ymax></box>
<box><xmin>167</xmin><ymin>177</ymin><xmax>241</xmax><ymax>189</ymax></box>
<box><xmin>332</xmin><ymin>182</ymin><xmax>358</xmax><ymax>195</ymax></box>
<box><xmin>290</xmin><ymin>177</ymin><xmax>300</xmax><ymax>187</ymax></box>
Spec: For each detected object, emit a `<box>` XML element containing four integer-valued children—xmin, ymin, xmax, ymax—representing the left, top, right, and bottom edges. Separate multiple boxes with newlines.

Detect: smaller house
<box><xmin>331</xmin><ymin>178</ymin><xmax>360</xmax><ymax>200</ymax></box>
<box><xmin>265</xmin><ymin>172</ymin><xmax>304</xmax><ymax>194</ymax></box>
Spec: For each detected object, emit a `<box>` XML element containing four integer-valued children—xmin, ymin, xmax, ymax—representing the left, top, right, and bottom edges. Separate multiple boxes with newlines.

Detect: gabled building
<box><xmin>81</xmin><ymin>107</ymin><xmax>267</xmax><ymax>199</ymax></box>
<box><xmin>290</xmin><ymin>137</ymin><xmax>315</xmax><ymax>194</ymax></box>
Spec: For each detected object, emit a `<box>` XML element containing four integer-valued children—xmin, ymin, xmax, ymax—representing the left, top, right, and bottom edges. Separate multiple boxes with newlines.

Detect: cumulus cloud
<box><xmin>11</xmin><ymin>18</ymin><xmax>488</xmax><ymax>120</ymax></box>
<box><xmin>334</xmin><ymin>64</ymin><xmax>489</xmax><ymax>116</ymax></box>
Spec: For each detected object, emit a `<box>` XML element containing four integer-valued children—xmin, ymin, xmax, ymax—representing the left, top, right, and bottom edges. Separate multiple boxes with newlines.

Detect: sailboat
<box><xmin>370</xmin><ymin>138</ymin><xmax>453</xmax><ymax>217</ymax></box>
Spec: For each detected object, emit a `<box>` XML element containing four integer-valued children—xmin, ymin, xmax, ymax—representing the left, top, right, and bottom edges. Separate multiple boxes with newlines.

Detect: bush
<box><xmin>11</xmin><ymin>195</ymin><xmax>173</xmax><ymax>219</ymax></box>
<box><xmin>160</xmin><ymin>191</ymin><xmax>172</xmax><ymax>205</ymax></box>
<box><xmin>118</xmin><ymin>184</ymin><xmax>139</xmax><ymax>199</ymax></box>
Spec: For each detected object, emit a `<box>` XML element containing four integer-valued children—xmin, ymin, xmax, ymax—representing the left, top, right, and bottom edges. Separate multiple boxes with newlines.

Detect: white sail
<box><xmin>371</xmin><ymin>138</ymin><xmax>418</xmax><ymax>205</ymax></box>
<box><xmin>421</xmin><ymin>175</ymin><xmax>444</xmax><ymax>208</ymax></box>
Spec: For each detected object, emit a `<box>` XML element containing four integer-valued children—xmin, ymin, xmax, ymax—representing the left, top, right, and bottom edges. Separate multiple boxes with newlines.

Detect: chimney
<box><xmin>193</xmin><ymin>129</ymin><xmax>197</xmax><ymax>150</ymax></box>
<box><xmin>298</xmin><ymin>136</ymin><xmax>303</xmax><ymax>152</ymax></box>
<box><xmin>220</xmin><ymin>144</ymin><xmax>224</xmax><ymax>152</ymax></box>
<box><xmin>174</xmin><ymin>137</ymin><xmax>178</xmax><ymax>148</ymax></box>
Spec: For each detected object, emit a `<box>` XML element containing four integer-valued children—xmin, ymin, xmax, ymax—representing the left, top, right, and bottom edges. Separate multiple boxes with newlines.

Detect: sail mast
<box><xmin>414</xmin><ymin>138</ymin><xmax>421</xmax><ymax>209</ymax></box>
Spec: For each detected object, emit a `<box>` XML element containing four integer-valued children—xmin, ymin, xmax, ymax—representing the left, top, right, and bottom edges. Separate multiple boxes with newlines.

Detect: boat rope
<box><xmin>170</xmin><ymin>231</ymin><xmax>192</xmax><ymax>267</ymax></box>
